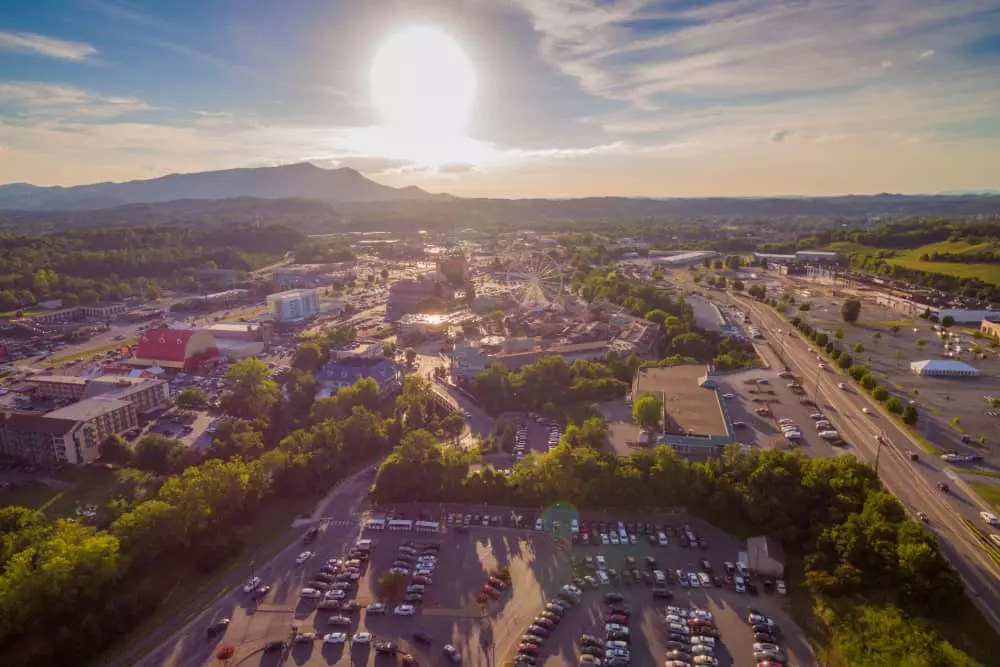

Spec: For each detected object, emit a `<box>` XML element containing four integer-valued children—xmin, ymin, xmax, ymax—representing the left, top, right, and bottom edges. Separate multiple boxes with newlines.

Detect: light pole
<box><xmin>874</xmin><ymin>430</ymin><xmax>886</xmax><ymax>476</ymax></box>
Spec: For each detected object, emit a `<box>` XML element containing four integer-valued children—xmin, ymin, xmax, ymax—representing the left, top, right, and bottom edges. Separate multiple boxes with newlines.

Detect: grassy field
<box><xmin>0</xmin><ymin>466</ymin><xmax>129</xmax><ymax>518</ymax></box>
<box><xmin>824</xmin><ymin>239</ymin><xmax>1000</xmax><ymax>286</ymax></box>
<box><xmin>970</xmin><ymin>482</ymin><xmax>1000</xmax><ymax>512</ymax></box>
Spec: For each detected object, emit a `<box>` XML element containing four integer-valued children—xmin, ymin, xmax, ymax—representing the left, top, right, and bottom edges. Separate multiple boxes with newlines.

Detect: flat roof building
<box><xmin>267</xmin><ymin>288</ymin><xmax>321</xmax><ymax>323</ymax></box>
<box><xmin>633</xmin><ymin>364</ymin><xmax>735</xmax><ymax>459</ymax></box>
<box><xmin>910</xmin><ymin>359</ymin><xmax>981</xmax><ymax>377</ymax></box>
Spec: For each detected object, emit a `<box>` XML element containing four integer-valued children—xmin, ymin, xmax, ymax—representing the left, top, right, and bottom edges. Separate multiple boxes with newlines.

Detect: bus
<box><xmin>388</xmin><ymin>519</ymin><xmax>414</xmax><ymax>532</ymax></box>
<box><xmin>364</xmin><ymin>518</ymin><xmax>386</xmax><ymax>532</ymax></box>
<box><xmin>414</xmin><ymin>521</ymin><xmax>440</xmax><ymax>533</ymax></box>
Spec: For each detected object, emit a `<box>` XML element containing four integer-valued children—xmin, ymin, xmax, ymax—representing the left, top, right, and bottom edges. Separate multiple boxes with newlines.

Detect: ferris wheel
<box><xmin>503</xmin><ymin>249</ymin><xmax>565</xmax><ymax>308</ymax></box>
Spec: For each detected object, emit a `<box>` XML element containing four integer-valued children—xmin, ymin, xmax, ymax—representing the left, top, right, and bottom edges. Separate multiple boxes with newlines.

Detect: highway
<box><xmin>731</xmin><ymin>292</ymin><xmax>1000</xmax><ymax>632</ymax></box>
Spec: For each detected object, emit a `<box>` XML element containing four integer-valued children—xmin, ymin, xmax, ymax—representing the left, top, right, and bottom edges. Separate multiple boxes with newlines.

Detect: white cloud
<box><xmin>770</xmin><ymin>129</ymin><xmax>791</xmax><ymax>143</ymax></box>
<box><xmin>0</xmin><ymin>82</ymin><xmax>153</xmax><ymax>118</ymax></box>
<box><xmin>920</xmin><ymin>49</ymin><xmax>936</xmax><ymax>58</ymax></box>
<box><xmin>0</xmin><ymin>31</ymin><xmax>98</xmax><ymax>61</ymax></box>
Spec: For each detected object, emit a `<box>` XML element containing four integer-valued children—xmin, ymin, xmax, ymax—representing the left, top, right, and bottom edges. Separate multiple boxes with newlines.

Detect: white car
<box><xmin>609</xmin><ymin>532</ymin><xmax>620</xmax><ymax>545</ymax></box>
<box><xmin>754</xmin><ymin>643</ymin><xmax>782</xmax><ymax>653</ymax></box>
<box><xmin>352</xmin><ymin>632</ymin><xmax>373</xmax><ymax>644</ymax></box>
<box><xmin>596</xmin><ymin>570</ymin><xmax>610</xmax><ymax>585</ymax></box>
<box><xmin>600</xmin><ymin>533</ymin><xmax>609</xmax><ymax>545</ymax></box>
<box><xmin>393</xmin><ymin>604</ymin><xmax>415</xmax><ymax>616</ymax></box>
<box><xmin>838</xmin><ymin>382</ymin><xmax>847</xmax><ymax>389</ymax></box>
<box><xmin>819</xmin><ymin>431</ymin><xmax>840</xmax><ymax>441</ymax></box>
<box><xmin>324</xmin><ymin>632</ymin><xmax>347</xmax><ymax>644</ymax></box>
<box><xmin>942</xmin><ymin>453</ymin><xmax>963</xmax><ymax>463</ymax></box>
<box><xmin>325</xmin><ymin>590</ymin><xmax>346</xmax><ymax>600</ymax></box>
<box><xmin>721</xmin><ymin>393</ymin><xmax>735</xmax><ymax>399</ymax></box>
<box><xmin>629</xmin><ymin>534</ymin><xmax>637</xmax><ymax>545</ymax></box>
<box><xmin>862</xmin><ymin>407</ymin><xmax>871</xmax><ymax>414</ymax></box>
<box><xmin>691</xmin><ymin>636</ymin><xmax>716</xmax><ymax>646</ymax></box>
<box><xmin>296</xmin><ymin>551</ymin><xmax>313</xmax><ymax>564</ymax></box>
<box><xmin>535</xmin><ymin>518</ymin><xmax>543</xmax><ymax>531</ymax></box>
<box><xmin>693</xmin><ymin>657</ymin><xmax>719</xmax><ymax>666</ymax></box>
<box><xmin>389</xmin><ymin>567</ymin><xmax>409</xmax><ymax>575</ymax></box>
<box><xmin>776</xmin><ymin>579</ymin><xmax>787</xmax><ymax>595</ymax></box>
<box><xmin>688</xmin><ymin>573</ymin><xmax>700</xmax><ymax>587</ymax></box>
<box><xmin>981</xmin><ymin>511</ymin><xmax>999</xmax><ymax>527</ymax></box>
<box><xmin>299</xmin><ymin>588</ymin><xmax>322</xmax><ymax>599</ymax></box>
<box><xmin>734</xmin><ymin>577</ymin><xmax>746</xmax><ymax>593</ymax></box>
<box><xmin>657</xmin><ymin>532</ymin><xmax>669</xmax><ymax>547</ymax></box>
<box><xmin>692</xmin><ymin>645</ymin><xmax>714</xmax><ymax>656</ymax></box>
<box><xmin>595</xmin><ymin>554</ymin><xmax>607</xmax><ymax>569</ymax></box>
<box><xmin>242</xmin><ymin>576</ymin><xmax>262</xmax><ymax>593</ymax></box>
<box><xmin>697</xmin><ymin>572</ymin><xmax>711</xmax><ymax>586</ymax></box>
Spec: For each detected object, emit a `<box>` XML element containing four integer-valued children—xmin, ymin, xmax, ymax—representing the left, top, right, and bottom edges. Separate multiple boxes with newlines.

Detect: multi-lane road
<box><xmin>732</xmin><ymin>293</ymin><xmax>1000</xmax><ymax>631</ymax></box>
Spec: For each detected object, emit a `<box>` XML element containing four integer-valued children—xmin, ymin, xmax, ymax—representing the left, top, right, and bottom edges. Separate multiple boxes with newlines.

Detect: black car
<box><xmin>412</xmin><ymin>630</ymin><xmax>433</xmax><ymax>644</ymax></box>
<box><xmin>206</xmin><ymin>618</ymin><xmax>230</xmax><ymax>636</ymax></box>
<box><xmin>375</xmin><ymin>641</ymin><xmax>398</xmax><ymax>655</ymax></box>
<box><xmin>580</xmin><ymin>635</ymin><xmax>605</xmax><ymax>647</ymax></box>
<box><xmin>652</xmin><ymin>588</ymin><xmax>674</xmax><ymax>600</ymax></box>
<box><xmin>340</xmin><ymin>601</ymin><xmax>361</xmax><ymax>612</ymax></box>
<box><xmin>667</xmin><ymin>633</ymin><xmax>690</xmax><ymax>644</ymax></box>
<box><xmin>581</xmin><ymin>645</ymin><xmax>604</xmax><ymax>657</ymax></box>
<box><xmin>606</xmin><ymin>603</ymin><xmax>632</xmax><ymax>616</ymax></box>
<box><xmin>514</xmin><ymin>655</ymin><xmax>537</xmax><ymax>666</ymax></box>
<box><xmin>404</xmin><ymin>593</ymin><xmax>424</xmax><ymax>604</ymax></box>
<box><xmin>754</xmin><ymin>632</ymin><xmax>777</xmax><ymax>643</ymax></box>
<box><xmin>603</xmin><ymin>592</ymin><xmax>624</xmax><ymax>604</ymax></box>
<box><xmin>264</xmin><ymin>640</ymin><xmax>287</xmax><ymax>652</ymax></box>
<box><xmin>606</xmin><ymin>631</ymin><xmax>629</xmax><ymax>642</ymax></box>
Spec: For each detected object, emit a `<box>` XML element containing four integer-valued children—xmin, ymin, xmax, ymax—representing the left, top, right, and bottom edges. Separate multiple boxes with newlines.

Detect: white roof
<box><xmin>910</xmin><ymin>359</ymin><xmax>980</xmax><ymax>374</ymax></box>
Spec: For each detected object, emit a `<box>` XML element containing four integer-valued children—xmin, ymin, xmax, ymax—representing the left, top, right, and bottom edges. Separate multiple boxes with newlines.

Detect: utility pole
<box><xmin>249</xmin><ymin>559</ymin><xmax>256</xmax><ymax>589</ymax></box>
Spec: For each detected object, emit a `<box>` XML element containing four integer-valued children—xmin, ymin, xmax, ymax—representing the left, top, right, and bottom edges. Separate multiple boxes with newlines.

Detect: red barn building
<box><xmin>129</xmin><ymin>328</ymin><xmax>217</xmax><ymax>370</ymax></box>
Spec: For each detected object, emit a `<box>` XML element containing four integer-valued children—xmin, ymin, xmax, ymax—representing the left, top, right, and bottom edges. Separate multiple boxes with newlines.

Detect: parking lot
<box><xmin>237</xmin><ymin>506</ymin><xmax>810</xmax><ymax>667</ymax></box>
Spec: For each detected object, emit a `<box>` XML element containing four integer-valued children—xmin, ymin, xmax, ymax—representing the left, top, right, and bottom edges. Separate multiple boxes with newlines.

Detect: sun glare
<box><xmin>371</xmin><ymin>26</ymin><xmax>476</xmax><ymax>140</ymax></box>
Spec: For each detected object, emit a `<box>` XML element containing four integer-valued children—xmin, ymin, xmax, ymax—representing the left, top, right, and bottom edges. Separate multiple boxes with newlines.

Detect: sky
<box><xmin>1</xmin><ymin>0</ymin><xmax>1000</xmax><ymax>198</ymax></box>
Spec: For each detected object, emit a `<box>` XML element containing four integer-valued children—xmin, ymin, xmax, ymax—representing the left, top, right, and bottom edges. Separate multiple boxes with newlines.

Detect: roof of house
<box><xmin>31</xmin><ymin>375</ymin><xmax>89</xmax><ymax>386</ymax></box>
<box><xmin>135</xmin><ymin>328</ymin><xmax>195</xmax><ymax>362</ymax></box>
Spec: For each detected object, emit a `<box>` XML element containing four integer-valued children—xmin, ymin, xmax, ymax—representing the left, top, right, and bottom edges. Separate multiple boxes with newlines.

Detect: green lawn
<box><xmin>0</xmin><ymin>466</ymin><xmax>126</xmax><ymax>518</ymax></box>
<box><xmin>823</xmin><ymin>239</ymin><xmax>1000</xmax><ymax>286</ymax></box>
<box><xmin>970</xmin><ymin>483</ymin><xmax>1000</xmax><ymax>512</ymax></box>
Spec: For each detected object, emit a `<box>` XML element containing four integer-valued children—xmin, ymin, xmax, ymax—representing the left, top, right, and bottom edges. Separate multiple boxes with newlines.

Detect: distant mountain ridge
<box><xmin>0</xmin><ymin>162</ymin><xmax>450</xmax><ymax>210</ymax></box>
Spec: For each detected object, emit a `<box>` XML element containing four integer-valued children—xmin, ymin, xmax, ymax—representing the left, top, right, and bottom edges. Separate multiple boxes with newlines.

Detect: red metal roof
<box><xmin>135</xmin><ymin>328</ymin><xmax>194</xmax><ymax>362</ymax></box>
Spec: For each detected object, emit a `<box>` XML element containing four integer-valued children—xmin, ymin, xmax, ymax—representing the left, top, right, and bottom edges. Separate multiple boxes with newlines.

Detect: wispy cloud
<box><xmin>0</xmin><ymin>82</ymin><xmax>153</xmax><ymax>118</ymax></box>
<box><xmin>0</xmin><ymin>31</ymin><xmax>98</xmax><ymax>61</ymax></box>
<box><xmin>920</xmin><ymin>49</ymin><xmax>936</xmax><ymax>58</ymax></box>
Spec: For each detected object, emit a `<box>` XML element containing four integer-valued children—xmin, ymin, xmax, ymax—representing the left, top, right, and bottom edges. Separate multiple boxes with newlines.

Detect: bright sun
<box><xmin>371</xmin><ymin>26</ymin><xmax>476</xmax><ymax>139</ymax></box>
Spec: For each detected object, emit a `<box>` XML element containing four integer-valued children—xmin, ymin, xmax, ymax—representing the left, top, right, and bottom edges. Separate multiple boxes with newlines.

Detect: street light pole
<box><xmin>874</xmin><ymin>431</ymin><xmax>886</xmax><ymax>476</ymax></box>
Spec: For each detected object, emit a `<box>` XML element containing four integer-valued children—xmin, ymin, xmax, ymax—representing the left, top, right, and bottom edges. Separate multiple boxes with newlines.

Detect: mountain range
<box><xmin>0</xmin><ymin>162</ymin><xmax>448</xmax><ymax>210</ymax></box>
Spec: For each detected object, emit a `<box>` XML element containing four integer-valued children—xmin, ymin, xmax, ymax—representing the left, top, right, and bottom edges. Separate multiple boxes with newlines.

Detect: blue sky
<box><xmin>1</xmin><ymin>0</ymin><xmax>999</xmax><ymax>197</ymax></box>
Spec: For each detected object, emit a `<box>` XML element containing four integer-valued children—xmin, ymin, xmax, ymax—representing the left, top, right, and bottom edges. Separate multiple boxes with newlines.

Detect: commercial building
<box><xmin>746</xmin><ymin>536</ymin><xmax>786</xmax><ymax>578</ymax></box>
<box><xmin>452</xmin><ymin>338</ymin><xmax>612</xmax><ymax>381</ymax></box>
<box><xmin>267</xmin><ymin>288</ymin><xmax>321</xmax><ymax>323</ymax></box>
<box><xmin>45</xmin><ymin>397</ymin><xmax>137</xmax><ymax>447</ymax></box>
<box><xmin>129</xmin><ymin>328</ymin><xmax>218</xmax><ymax>370</ymax></box>
<box><xmin>981</xmin><ymin>319</ymin><xmax>1000</xmax><ymax>340</ymax></box>
<box><xmin>329</xmin><ymin>340</ymin><xmax>384</xmax><ymax>361</ymax></box>
<box><xmin>0</xmin><ymin>413</ymin><xmax>97</xmax><ymax>466</ymax></box>
<box><xmin>21</xmin><ymin>302</ymin><xmax>128</xmax><ymax>325</ymax></box>
<box><xmin>632</xmin><ymin>365</ymin><xmax>735</xmax><ymax>459</ymax></box>
<box><xmin>31</xmin><ymin>375</ymin><xmax>171</xmax><ymax>414</ymax></box>
<box><xmin>29</xmin><ymin>375</ymin><xmax>89</xmax><ymax>401</ymax></box>
<box><xmin>909</xmin><ymin>359</ymin><xmax>981</xmax><ymax>377</ymax></box>
<box><xmin>436</xmin><ymin>256</ymin><xmax>470</xmax><ymax>284</ymax></box>
<box><xmin>318</xmin><ymin>357</ymin><xmax>404</xmax><ymax>398</ymax></box>
<box><xmin>793</xmin><ymin>251</ymin><xmax>840</xmax><ymax>262</ymax></box>
<box><xmin>387</xmin><ymin>279</ymin><xmax>454</xmax><ymax>319</ymax></box>
<box><xmin>651</xmin><ymin>251</ymin><xmax>720</xmax><ymax>267</ymax></box>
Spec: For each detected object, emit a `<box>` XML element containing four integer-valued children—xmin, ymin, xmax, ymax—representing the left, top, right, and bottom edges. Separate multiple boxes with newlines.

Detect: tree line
<box><xmin>0</xmin><ymin>224</ymin><xmax>304</xmax><ymax>312</ymax></box>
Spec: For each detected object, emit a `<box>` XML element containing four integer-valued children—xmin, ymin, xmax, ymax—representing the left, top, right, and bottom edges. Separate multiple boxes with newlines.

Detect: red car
<box><xmin>605</xmin><ymin>614</ymin><xmax>629</xmax><ymax>624</ymax></box>
<box><xmin>488</xmin><ymin>577</ymin><xmax>506</xmax><ymax>589</ymax></box>
<box><xmin>413</xmin><ymin>575</ymin><xmax>433</xmax><ymax>585</ymax></box>
<box><xmin>483</xmin><ymin>585</ymin><xmax>501</xmax><ymax>599</ymax></box>
<box><xmin>401</xmin><ymin>653</ymin><xmax>419</xmax><ymax>666</ymax></box>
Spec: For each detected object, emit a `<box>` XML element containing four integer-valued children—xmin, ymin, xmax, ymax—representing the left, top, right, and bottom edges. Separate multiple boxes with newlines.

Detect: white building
<box><xmin>910</xmin><ymin>359</ymin><xmax>981</xmax><ymax>377</ymax></box>
<box><xmin>267</xmin><ymin>289</ymin><xmax>320</xmax><ymax>323</ymax></box>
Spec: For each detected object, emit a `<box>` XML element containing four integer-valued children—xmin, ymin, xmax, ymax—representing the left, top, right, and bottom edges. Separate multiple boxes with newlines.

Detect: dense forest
<box><xmin>373</xmin><ymin>438</ymin><xmax>985</xmax><ymax>666</ymax></box>
<box><xmin>0</xmin><ymin>224</ymin><xmax>303</xmax><ymax>312</ymax></box>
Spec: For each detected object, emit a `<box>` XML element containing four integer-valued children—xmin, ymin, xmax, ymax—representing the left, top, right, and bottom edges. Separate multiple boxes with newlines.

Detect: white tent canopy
<box><xmin>910</xmin><ymin>359</ymin><xmax>980</xmax><ymax>377</ymax></box>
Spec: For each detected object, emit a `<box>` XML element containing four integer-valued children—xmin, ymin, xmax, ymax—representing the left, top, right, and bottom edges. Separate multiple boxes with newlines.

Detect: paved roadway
<box><xmin>730</xmin><ymin>292</ymin><xmax>1000</xmax><ymax>631</ymax></box>
<box><xmin>115</xmin><ymin>468</ymin><xmax>375</xmax><ymax>667</ymax></box>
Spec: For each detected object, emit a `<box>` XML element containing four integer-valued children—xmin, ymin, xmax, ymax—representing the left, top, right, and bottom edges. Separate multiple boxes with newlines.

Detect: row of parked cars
<box><xmin>663</xmin><ymin>605</ymin><xmax>722</xmax><ymax>666</ymax></box>
<box><xmin>576</xmin><ymin>592</ymin><xmax>635</xmax><ymax>666</ymax></box>
<box><xmin>746</xmin><ymin>610</ymin><xmax>787</xmax><ymax>666</ymax></box>
<box><xmin>567</xmin><ymin>520</ymin><xmax>686</xmax><ymax>548</ymax></box>
<box><xmin>511</xmin><ymin>584</ymin><xmax>584</xmax><ymax>665</ymax></box>
<box><xmin>387</xmin><ymin>540</ymin><xmax>441</xmax><ymax>614</ymax></box>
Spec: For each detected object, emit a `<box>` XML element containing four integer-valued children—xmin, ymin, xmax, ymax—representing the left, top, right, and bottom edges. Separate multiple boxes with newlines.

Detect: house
<box><xmin>746</xmin><ymin>536</ymin><xmax>785</xmax><ymax>578</ymax></box>
<box><xmin>318</xmin><ymin>357</ymin><xmax>404</xmax><ymax>398</ymax></box>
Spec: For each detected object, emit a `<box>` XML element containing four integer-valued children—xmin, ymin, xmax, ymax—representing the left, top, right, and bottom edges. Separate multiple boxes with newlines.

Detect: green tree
<box><xmin>872</xmin><ymin>385</ymin><xmax>890</xmax><ymax>402</ymax></box>
<box><xmin>133</xmin><ymin>434</ymin><xmax>186</xmax><ymax>474</ymax></box>
<box><xmin>670</xmin><ymin>332</ymin><xmax>712</xmax><ymax>361</ymax></box>
<box><xmin>632</xmin><ymin>393</ymin><xmax>663</xmax><ymax>434</ymax></box>
<box><xmin>175</xmin><ymin>387</ymin><xmax>209</xmax><ymax>410</ymax></box>
<box><xmin>841</xmin><ymin>299</ymin><xmax>862</xmax><ymax>324</ymax></box>
<box><xmin>834</xmin><ymin>328</ymin><xmax>844</xmax><ymax>340</ymax></box>
<box><xmin>890</xmin><ymin>325</ymin><xmax>901</xmax><ymax>335</ymax></box>
<box><xmin>950</xmin><ymin>417</ymin><xmax>962</xmax><ymax>431</ymax></box>
<box><xmin>916</xmin><ymin>339</ymin><xmax>927</xmax><ymax>349</ymax></box>
<box><xmin>837</xmin><ymin>353</ymin><xmax>853</xmax><ymax>369</ymax></box>
<box><xmin>872</xmin><ymin>332</ymin><xmax>882</xmax><ymax>343</ymax></box>
<box><xmin>378</xmin><ymin>570</ymin><xmax>406</xmax><ymax>601</ymax></box>
<box><xmin>98</xmin><ymin>434</ymin><xmax>133</xmax><ymax>465</ymax></box>
<box><xmin>885</xmin><ymin>396</ymin><xmax>903</xmax><ymax>414</ymax></box>
<box><xmin>405</xmin><ymin>347</ymin><xmax>417</xmax><ymax>367</ymax></box>
<box><xmin>902</xmin><ymin>404</ymin><xmax>919</xmax><ymax>425</ymax></box>
<box><xmin>854</xmin><ymin>343</ymin><xmax>865</xmax><ymax>354</ymax></box>
<box><xmin>861</xmin><ymin>374</ymin><xmax>877</xmax><ymax>390</ymax></box>
<box><xmin>561</xmin><ymin>416</ymin><xmax>610</xmax><ymax>449</ymax></box>
<box><xmin>292</xmin><ymin>341</ymin><xmax>326</xmax><ymax>372</ymax></box>
<box><xmin>941</xmin><ymin>315</ymin><xmax>955</xmax><ymax>328</ymax></box>
<box><xmin>220</xmin><ymin>358</ymin><xmax>280</xmax><ymax>421</ymax></box>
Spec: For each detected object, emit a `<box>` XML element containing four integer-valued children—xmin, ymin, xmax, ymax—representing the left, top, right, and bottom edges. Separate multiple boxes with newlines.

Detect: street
<box><xmin>732</xmin><ymin>292</ymin><xmax>1000</xmax><ymax>632</ymax></box>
